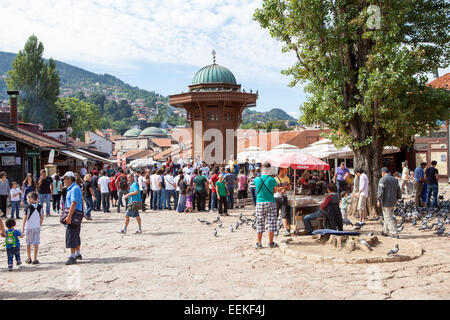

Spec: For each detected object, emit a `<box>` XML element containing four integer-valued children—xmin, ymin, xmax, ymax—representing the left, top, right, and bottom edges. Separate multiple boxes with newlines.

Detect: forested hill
<box><xmin>242</xmin><ymin>108</ymin><xmax>296</xmax><ymax>124</ymax></box>
<box><xmin>0</xmin><ymin>51</ymin><xmax>166</xmax><ymax>105</ymax></box>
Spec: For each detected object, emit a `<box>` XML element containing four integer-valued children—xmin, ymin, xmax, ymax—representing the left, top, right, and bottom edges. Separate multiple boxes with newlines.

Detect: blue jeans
<box><xmin>165</xmin><ymin>189</ymin><xmax>177</xmax><ymax>210</ymax></box>
<box><xmin>426</xmin><ymin>184</ymin><xmax>438</xmax><ymax>208</ymax></box>
<box><xmin>7</xmin><ymin>246</ymin><xmax>21</xmax><ymax>268</ymax></box>
<box><xmin>211</xmin><ymin>192</ymin><xmax>218</xmax><ymax>211</ymax></box>
<box><xmin>11</xmin><ymin>201</ymin><xmax>20</xmax><ymax>218</ymax></box>
<box><xmin>152</xmin><ymin>190</ymin><xmax>161</xmax><ymax>210</ymax></box>
<box><xmin>250</xmin><ymin>187</ymin><xmax>256</xmax><ymax>206</ymax></box>
<box><xmin>39</xmin><ymin>193</ymin><xmax>51</xmax><ymax>215</ymax></box>
<box><xmin>227</xmin><ymin>189</ymin><xmax>234</xmax><ymax>209</ymax></box>
<box><xmin>84</xmin><ymin>196</ymin><xmax>94</xmax><ymax>217</ymax></box>
<box><xmin>160</xmin><ymin>189</ymin><xmax>167</xmax><ymax>209</ymax></box>
<box><xmin>303</xmin><ymin>210</ymin><xmax>324</xmax><ymax>233</ymax></box>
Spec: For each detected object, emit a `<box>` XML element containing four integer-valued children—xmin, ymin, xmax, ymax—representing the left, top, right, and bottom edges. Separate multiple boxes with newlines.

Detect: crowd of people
<box><xmin>0</xmin><ymin>155</ymin><xmax>444</xmax><ymax>269</ymax></box>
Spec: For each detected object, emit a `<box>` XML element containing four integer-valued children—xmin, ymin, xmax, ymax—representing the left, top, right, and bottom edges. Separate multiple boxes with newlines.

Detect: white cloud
<box><xmin>0</xmin><ymin>0</ymin><xmax>296</xmax><ymax>84</ymax></box>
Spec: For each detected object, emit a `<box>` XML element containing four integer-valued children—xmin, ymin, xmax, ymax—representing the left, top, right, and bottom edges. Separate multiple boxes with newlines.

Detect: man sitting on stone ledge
<box><xmin>303</xmin><ymin>183</ymin><xmax>339</xmax><ymax>235</ymax></box>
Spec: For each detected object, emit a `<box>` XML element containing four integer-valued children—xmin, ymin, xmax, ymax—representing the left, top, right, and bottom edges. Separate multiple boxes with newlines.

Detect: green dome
<box><xmin>192</xmin><ymin>64</ymin><xmax>237</xmax><ymax>85</ymax></box>
<box><xmin>123</xmin><ymin>128</ymin><xmax>142</xmax><ymax>137</ymax></box>
<box><xmin>140</xmin><ymin>126</ymin><xmax>167</xmax><ymax>137</ymax></box>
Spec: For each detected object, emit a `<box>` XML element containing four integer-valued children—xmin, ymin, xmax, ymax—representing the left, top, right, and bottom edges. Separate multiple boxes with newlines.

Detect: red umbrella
<box><xmin>268</xmin><ymin>152</ymin><xmax>330</xmax><ymax>171</ymax></box>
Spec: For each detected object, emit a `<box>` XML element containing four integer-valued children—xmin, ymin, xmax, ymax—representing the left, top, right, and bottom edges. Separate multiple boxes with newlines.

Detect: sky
<box><xmin>0</xmin><ymin>0</ymin><xmax>448</xmax><ymax>119</ymax></box>
<box><xmin>0</xmin><ymin>0</ymin><xmax>305</xmax><ymax>118</ymax></box>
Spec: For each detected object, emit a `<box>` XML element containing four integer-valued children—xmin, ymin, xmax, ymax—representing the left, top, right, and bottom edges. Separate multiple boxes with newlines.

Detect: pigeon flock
<box><xmin>197</xmin><ymin>212</ymin><xmax>259</xmax><ymax>237</ymax></box>
<box><xmin>353</xmin><ymin>199</ymin><xmax>450</xmax><ymax>238</ymax></box>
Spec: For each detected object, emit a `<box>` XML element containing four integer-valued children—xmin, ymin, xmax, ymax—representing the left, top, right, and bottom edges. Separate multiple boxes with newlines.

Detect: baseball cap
<box><xmin>380</xmin><ymin>167</ymin><xmax>389</xmax><ymax>173</ymax></box>
<box><xmin>63</xmin><ymin>171</ymin><xmax>75</xmax><ymax>178</ymax></box>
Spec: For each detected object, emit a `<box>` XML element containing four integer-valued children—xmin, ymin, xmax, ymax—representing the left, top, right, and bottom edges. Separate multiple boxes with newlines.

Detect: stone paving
<box><xmin>0</xmin><ymin>199</ymin><xmax>449</xmax><ymax>300</ymax></box>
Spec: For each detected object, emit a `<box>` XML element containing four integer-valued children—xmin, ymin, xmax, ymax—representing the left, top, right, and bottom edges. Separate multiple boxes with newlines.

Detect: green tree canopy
<box><xmin>56</xmin><ymin>97</ymin><xmax>101</xmax><ymax>140</ymax></box>
<box><xmin>254</xmin><ymin>0</ymin><xmax>450</xmax><ymax>215</ymax></box>
<box><xmin>6</xmin><ymin>35</ymin><xmax>60</xmax><ymax>129</ymax></box>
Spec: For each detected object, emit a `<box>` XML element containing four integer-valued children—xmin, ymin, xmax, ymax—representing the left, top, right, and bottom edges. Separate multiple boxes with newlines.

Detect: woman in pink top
<box><xmin>237</xmin><ymin>169</ymin><xmax>248</xmax><ymax>208</ymax></box>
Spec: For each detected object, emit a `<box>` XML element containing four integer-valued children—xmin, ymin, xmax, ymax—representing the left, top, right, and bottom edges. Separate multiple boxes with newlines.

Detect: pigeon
<box><xmin>397</xmin><ymin>220</ymin><xmax>404</xmax><ymax>228</ymax></box>
<box><xmin>213</xmin><ymin>229</ymin><xmax>218</xmax><ymax>237</ymax></box>
<box><xmin>218</xmin><ymin>222</ymin><xmax>222</xmax><ymax>228</ymax></box>
<box><xmin>354</xmin><ymin>225</ymin><xmax>362</xmax><ymax>231</ymax></box>
<box><xmin>198</xmin><ymin>218</ymin><xmax>205</xmax><ymax>223</ymax></box>
<box><xmin>212</xmin><ymin>216</ymin><xmax>220</xmax><ymax>223</ymax></box>
<box><xmin>205</xmin><ymin>220</ymin><xmax>212</xmax><ymax>225</ymax></box>
<box><xmin>235</xmin><ymin>222</ymin><xmax>239</xmax><ymax>230</ymax></box>
<box><xmin>411</xmin><ymin>218</ymin><xmax>417</xmax><ymax>226</ymax></box>
<box><xmin>367</xmin><ymin>233</ymin><xmax>374</xmax><ymax>237</ymax></box>
<box><xmin>419</xmin><ymin>224</ymin><xmax>427</xmax><ymax>231</ymax></box>
<box><xmin>230</xmin><ymin>225</ymin><xmax>234</xmax><ymax>232</ymax></box>
<box><xmin>239</xmin><ymin>213</ymin><xmax>243</xmax><ymax>220</ymax></box>
<box><xmin>435</xmin><ymin>227</ymin><xmax>445</xmax><ymax>236</ymax></box>
<box><xmin>387</xmin><ymin>244</ymin><xmax>399</xmax><ymax>256</ymax></box>
<box><xmin>397</xmin><ymin>226</ymin><xmax>403</xmax><ymax>233</ymax></box>
<box><xmin>360</xmin><ymin>239</ymin><xmax>372</xmax><ymax>251</ymax></box>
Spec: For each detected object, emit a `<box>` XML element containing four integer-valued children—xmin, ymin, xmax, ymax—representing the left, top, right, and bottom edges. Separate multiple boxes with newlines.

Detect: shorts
<box><xmin>126</xmin><ymin>208</ymin><xmax>140</xmax><ymax>218</ymax></box>
<box><xmin>276</xmin><ymin>196</ymin><xmax>290</xmax><ymax>221</ymax></box>
<box><xmin>255</xmin><ymin>202</ymin><xmax>277</xmax><ymax>233</ymax></box>
<box><xmin>66</xmin><ymin>223</ymin><xmax>81</xmax><ymax>249</ymax></box>
<box><xmin>237</xmin><ymin>190</ymin><xmax>247</xmax><ymax>199</ymax></box>
<box><xmin>110</xmin><ymin>190</ymin><xmax>118</xmax><ymax>200</ymax></box>
<box><xmin>26</xmin><ymin>228</ymin><xmax>41</xmax><ymax>245</ymax></box>
<box><xmin>357</xmin><ymin>196</ymin><xmax>367</xmax><ymax>211</ymax></box>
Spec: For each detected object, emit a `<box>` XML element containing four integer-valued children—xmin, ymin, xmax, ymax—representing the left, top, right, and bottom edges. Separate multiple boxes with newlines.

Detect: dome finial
<box><xmin>212</xmin><ymin>49</ymin><xmax>216</xmax><ymax>64</ymax></box>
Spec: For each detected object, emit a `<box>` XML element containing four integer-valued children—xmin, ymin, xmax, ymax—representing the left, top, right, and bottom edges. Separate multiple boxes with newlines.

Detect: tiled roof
<box><xmin>427</xmin><ymin>73</ymin><xmax>450</xmax><ymax>90</ymax></box>
<box><xmin>123</xmin><ymin>149</ymin><xmax>154</xmax><ymax>160</ymax></box>
<box><xmin>151</xmin><ymin>138</ymin><xmax>172</xmax><ymax>147</ymax></box>
<box><xmin>0</xmin><ymin>122</ymin><xmax>65</xmax><ymax>149</ymax></box>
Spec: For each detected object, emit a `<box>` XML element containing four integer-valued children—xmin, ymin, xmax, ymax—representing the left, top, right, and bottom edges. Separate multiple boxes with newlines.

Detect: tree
<box><xmin>6</xmin><ymin>35</ymin><xmax>60</xmax><ymax>128</ymax></box>
<box><xmin>254</xmin><ymin>0</ymin><xmax>450</xmax><ymax>216</ymax></box>
<box><xmin>56</xmin><ymin>97</ymin><xmax>101</xmax><ymax>140</ymax></box>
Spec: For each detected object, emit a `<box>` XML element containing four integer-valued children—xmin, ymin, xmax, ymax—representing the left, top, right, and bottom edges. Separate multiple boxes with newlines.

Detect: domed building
<box><xmin>115</xmin><ymin>125</ymin><xmax>173</xmax><ymax>155</ymax></box>
<box><xmin>169</xmin><ymin>51</ymin><xmax>258</xmax><ymax>164</ymax></box>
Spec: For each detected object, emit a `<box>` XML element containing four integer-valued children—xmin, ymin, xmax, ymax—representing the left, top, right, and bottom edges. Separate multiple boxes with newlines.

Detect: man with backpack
<box><xmin>115</xmin><ymin>169</ymin><xmax>129</xmax><ymax>213</ymax></box>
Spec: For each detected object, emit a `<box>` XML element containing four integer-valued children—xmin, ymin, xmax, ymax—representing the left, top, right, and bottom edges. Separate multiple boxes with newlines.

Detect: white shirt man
<box><xmin>150</xmin><ymin>173</ymin><xmax>162</xmax><ymax>191</ymax></box>
<box><xmin>183</xmin><ymin>165</ymin><xmax>192</xmax><ymax>176</ymax></box>
<box><xmin>356</xmin><ymin>168</ymin><xmax>369</xmax><ymax>225</ymax></box>
<box><xmin>173</xmin><ymin>174</ymin><xmax>181</xmax><ymax>192</ymax></box>
<box><xmin>98</xmin><ymin>174</ymin><xmax>111</xmax><ymax>193</ymax></box>
<box><xmin>138</xmin><ymin>174</ymin><xmax>146</xmax><ymax>191</ymax></box>
<box><xmin>164</xmin><ymin>174</ymin><xmax>176</xmax><ymax>191</ymax></box>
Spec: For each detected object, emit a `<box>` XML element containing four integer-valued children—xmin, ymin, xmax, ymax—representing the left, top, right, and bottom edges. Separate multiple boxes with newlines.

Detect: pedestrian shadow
<box><xmin>0</xmin><ymin>265</ymin><xmax>60</xmax><ymax>273</ymax></box>
<box><xmin>146</xmin><ymin>231</ymin><xmax>183</xmax><ymax>236</ymax></box>
<box><xmin>83</xmin><ymin>256</ymin><xmax>147</xmax><ymax>264</ymax></box>
<box><xmin>0</xmin><ymin>289</ymin><xmax>77</xmax><ymax>299</ymax></box>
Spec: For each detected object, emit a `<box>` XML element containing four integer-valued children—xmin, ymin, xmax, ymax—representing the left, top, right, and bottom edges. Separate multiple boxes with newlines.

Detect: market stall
<box><xmin>267</xmin><ymin>152</ymin><xmax>330</xmax><ymax>232</ymax></box>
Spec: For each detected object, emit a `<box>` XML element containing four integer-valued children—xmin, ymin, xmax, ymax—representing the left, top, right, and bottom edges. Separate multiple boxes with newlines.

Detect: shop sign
<box><xmin>0</xmin><ymin>141</ymin><xmax>16</xmax><ymax>153</ymax></box>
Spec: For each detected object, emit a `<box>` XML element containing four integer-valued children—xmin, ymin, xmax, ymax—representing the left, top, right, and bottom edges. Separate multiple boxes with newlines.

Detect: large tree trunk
<box><xmin>352</xmin><ymin>136</ymin><xmax>384</xmax><ymax>218</ymax></box>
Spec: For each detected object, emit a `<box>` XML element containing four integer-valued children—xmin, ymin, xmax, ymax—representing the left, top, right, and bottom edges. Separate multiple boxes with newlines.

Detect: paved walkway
<box><xmin>0</xmin><ymin>203</ymin><xmax>449</xmax><ymax>300</ymax></box>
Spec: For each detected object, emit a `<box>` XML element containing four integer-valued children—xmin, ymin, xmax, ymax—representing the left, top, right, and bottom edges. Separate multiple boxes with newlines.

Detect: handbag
<box><xmin>130</xmin><ymin>201</ymin><xmax>143</xmax><ymax>211</ymax></box>
<box><xmin>60</xmin><ymin>207</ymin><xmax>84</xmax><ymax>226</ymax></box>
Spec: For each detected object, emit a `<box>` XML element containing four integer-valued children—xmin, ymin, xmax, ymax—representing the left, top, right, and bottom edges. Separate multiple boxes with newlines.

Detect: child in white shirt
<box><xmin>10</xmin><ymin>182</ymin><xmax>21</xmax><ymax>219</ymax></box>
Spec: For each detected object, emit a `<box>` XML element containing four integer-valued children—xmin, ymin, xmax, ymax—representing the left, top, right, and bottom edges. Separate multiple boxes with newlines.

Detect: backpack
<box><xmin>4</xmin><ymin>230</ymin><xmax>16</xmax><ymax>247</ymax></box>
<box><xmin>26</xmin><ymin>204</ymin><xmax>43</xmax><ymax>220</ymax></box>
<box><xmin>119</xmin><ymin>174</ymin><xmax>128</xmax><ymax>191</ymax></box>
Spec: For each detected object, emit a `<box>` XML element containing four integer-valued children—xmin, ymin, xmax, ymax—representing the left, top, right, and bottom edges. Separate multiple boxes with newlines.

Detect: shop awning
<box><xmin>75</xmin><ymin>149</ymin><xmax>113</xmax><ymax>164</ymax></box>
<box><xmin>60</xmin><ymin>150</ymin><xmax>88</xmax><ymax>163</ymax></box>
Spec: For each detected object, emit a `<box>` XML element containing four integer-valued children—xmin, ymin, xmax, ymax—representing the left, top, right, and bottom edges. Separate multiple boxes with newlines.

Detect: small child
<box><xmin>21</xmin><ymin>192</ymin><xmax>43</xmax><ymax>264</ymax></box>
<box><xmin>3</xmin><ymin>218</ymin><xmax>24</xmax><ymax>271</ymax></box>
<box><xmin>10</xmin><ymin>182</ymin><xmax>21</xmax><ymax>219</ymax></box>
<box><xmin>185</xmin><ymin>186</ymin><xmax>193</xmax><ymax>213</ymax></box>
<box><xmin>340</xmin><ymin>191</ymin><xmax>353</xmax><ymax>226</ymax></box>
